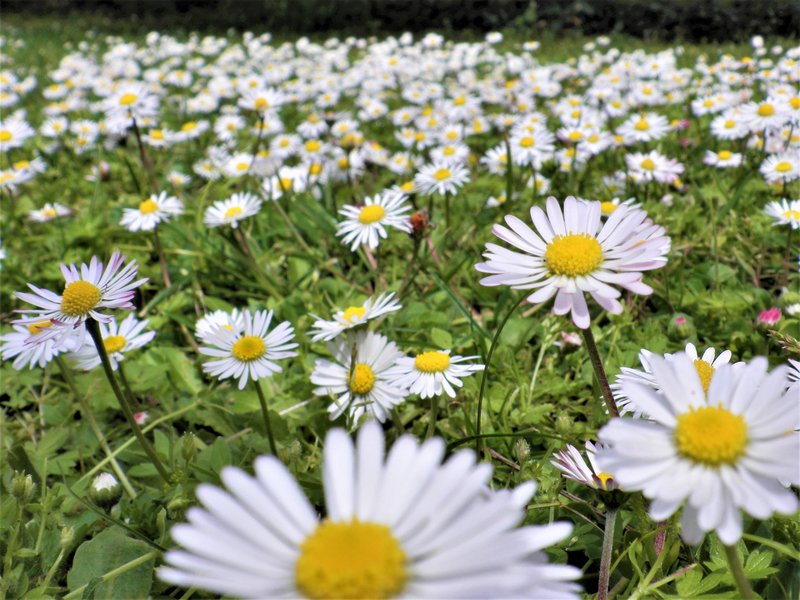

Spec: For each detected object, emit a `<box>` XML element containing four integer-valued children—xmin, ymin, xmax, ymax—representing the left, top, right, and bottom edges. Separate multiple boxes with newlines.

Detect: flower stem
<box><xmin>152</xmin><ymin>228</ymin><xmax>171</xmax><ymax>288</ymax></box>
<box><xmin>597</xmin><ymin>506</ymin><xmax>618</xmax><ymax>600</ymax></box>
<box><xmin>55</xmin><ymin>357</ymin><xmax>137</xmax><ymax>499</ymax></box>
<box><xmin>86</xmin><ymin>318</ymin><xmax>171</xmax><ymax>484</ymax></box>
<box><xmin>253</xmin><ymin>379</ymin><xmax>277</xmax><ymax>455</ymax></box>
<box><xmin>723</xmin><ymin>543</ymin><xmax>756</xmax><ymax>600</ymax></box>
<box><xmin>426</xmin><ymin>394</ymin><xmax>439</xmax><ymax>440</ymax></box>
<box><xmin>579</xmin><ymin>326</ymin><xmax>619</xmax><ymax>417</ymax></box>
<box><xmin>783</xmin><ymin>226</ymin><xmax>794</xmax><ymax>286</ymax></box>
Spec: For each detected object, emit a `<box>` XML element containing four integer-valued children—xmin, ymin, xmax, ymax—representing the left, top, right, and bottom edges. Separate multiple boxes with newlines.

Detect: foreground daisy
<box><xmin>336</xmin><ymin>191</ymin><xmax>412</xmax><ymax>252</ymax></box>
<box><xmin>159</xmin><ymin>422</ymin><xmax>581</xmax><ymax>599</ymax></box>
<box><xmin>120</xmin><ymin>191</ymin><xmax>184</xmax><ymax>232</ymax></box>
<box><xmin>309</xmin><ymin>292</ymin><xmax>401</xmax><ymax>342</ymax></box>
<box><xmin>475</xmin><ymin>196</ymin><xmax>669</xmax><ymax>329</ymax></box>
<box><xmin>200</xmin><ymin>309</ymin><xmax>298</xmax><ymax>390</ymax></box>
<box><xmin>598</xmin><ymin>354</ymin><xmax>799</xmax><ymax>545</ymax></box>
<box><xmin>387</xmin><ymin>349</ymin><xmax>484</xmax><ymax>399</ymax></box>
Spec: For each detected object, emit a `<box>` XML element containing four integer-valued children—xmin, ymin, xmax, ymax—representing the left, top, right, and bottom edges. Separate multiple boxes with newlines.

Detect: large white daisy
<box><xmin>336</xmin><ymin>191</ymin><xmax>412</xmax><ymax>252</ymax></box>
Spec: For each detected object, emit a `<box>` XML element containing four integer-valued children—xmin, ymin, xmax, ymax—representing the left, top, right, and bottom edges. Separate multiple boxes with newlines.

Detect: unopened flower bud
<box><xmin>11</xmin><ymin>471</ymin><xmax>35</xmax><ymax>504</ymax></box>
<box><xmin>90</xmin><ymin>472</ymin><xmax>121</xmax><ymax>507</ymax></box>
<box><xmin>181</xmin><ymin>433</ymin><xmax>197</xmax><ymax>462</ymax></box>
<box><xmin>60</xmin><ymin>526</ymin><xmax>75</xmax><ymax>548</ymax></box>
<box><xmin>668</xmin><ymin>313</ymin><xmax>695</xmax><ymax>340</ymax></box>
<box><xmin>514</xmin><ymin>439</ymin><xmax>530</xmax><ymax>462</ymax></box>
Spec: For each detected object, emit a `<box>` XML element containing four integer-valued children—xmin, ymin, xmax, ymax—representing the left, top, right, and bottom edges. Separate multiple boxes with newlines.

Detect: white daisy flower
<box><xmin>625</xmin><ymin>151</ymin><xmax>684</xmax><ymax>184</ymax></box>
<box><xmin>413</xmin><ymin>162</ymin><xmax>470</xmax><ymax>196</ymax></box>
<box><xmin>387</xmin><ymin>349</ymin><xmax>484</xmax><ymax>399</ymax></box>
<box><xmin>195</xmin><ymin>309</ymin><xmax>246</xmax><ymax>343</ymax></box>
<box><xmin>309</xmin><ymin>292</ymin><xmax>401</xmax><ymax>342</ymax></box>
<box><xmin>336</xmin><ymin>191</ymin><xmax>412</xmax><ymax>252</ymax></box>
<box><xmin>120</xmin><ymin>191</ymin><xmax>184</xmax><ymax>232</ymax></box>
<box><xmin>788</xmin><ymin>359</ymin><xmax>800</xmax><ymax>394</ymax></box>
<box><xmin>598</xmin><ymin>354</ymin><xmax>799</xmax><ymax>545</ymax></box>
<box><xmin>199</xmin><ymin>309</ymin><xmax>297</xmax><ymax>390</ymax></box>
<box><xmin>159</xmin><ymin>422</ymin><xmax>581</xmax><ymax>599</ymax></box>
<box><xmin>28</xmin><ymin>202</ymin><xmax>71</xmax><ymax>223</ymax></box>
<box><xmin>475</xmin><ymin>196</ymin><xmax>670</xmax><ymax>329</ymax></box>
<box><xmin>551</xmin><ymin>441</ymin><xmax>616</xmax><ymax>491</ymax></box>
<box><xmin>764</xmin><ymin>198</ymin><xmax>800</xmax><ymax>229</ymax></box>
<box><xmin>311</xmin><ymin>331</ymin><xmax>407</xmax><ymax>423</ymax></box>
<box><xmin>204</xmin><ymin>192</ymin><xmax>262</xmax><ymax>229</ymax></box>
<box><xmin>0</xmin><ymin>117</ymin><xmax>35</xmax><ymax>151</ymax></box>
<box><xmin>103</xmin><ymin>83</ymin><xmax>159</xmax><ymax>124</ymax></box>
<box><xmin>617</xmin><ymin>112</ymin><xmax>671</xmax><ymax>144</ymax></box>
<box><xmin>68</xmin><ymin>313</ymin><xmax>155</xmax><ymax>371</ymax></box>
<box><xmin>0</xmin><ymin>318</ymin><xmax>80</xmax><ymax>370</ymax></box>
<box><xmin>760</xmin><ymin>152</ymin><xmax>800</xmax><ymax>184</ymax></box>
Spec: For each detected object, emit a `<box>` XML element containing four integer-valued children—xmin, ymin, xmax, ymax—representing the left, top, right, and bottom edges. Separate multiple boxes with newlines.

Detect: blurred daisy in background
<box><xmin>764</xmin><ymin>198</ymin><xmax>800</xmax><ymax>229</ymax></box>
<box><xmin>69</xmin><ymin>313</ymin><xmax>155</xmax><ymax>371</ymax></box>
<box><xmin>387</xmin><ymin>349</ymin><xmax>484</xmax><ymax>399</ymax></box>
<box><xmin>195</xmin><ymin>308</ymin><xmax>245</xmax><ymax>343</ymax></box>
<box><xmin>760</xmin><ymin>152</ymin><xmax>800</xmax><ymax>184</ymax></box>
<box><xmin>414</xmin><ymin>162</ymin><xmax>469</xmax><ymax>196</ymax></box>
<box><xmin>28</xmin><ymin>202</ymin><xmax>71</xmax><ymax>223</ymax></box>
<box><xmin>551</xmin><ymin>441</ymin><xmax>617</xmax><ymax>491</ymax></box>
<box><xmin>309</xmin><ymin>292</ymin><xmax>401</xmax><ymax>342</ymax></box>
<box><xmin>120</xmin><ymin>191</ymin><xmax>184</xmax><ymax>232</ymax></box>
<box><xmin>204</xmin><ymin>192</ymin><xmax>262</xmax><ymax>229</ymax></box>
<box><xmin>0</xmin><ymin>317</ymin><xmax>80</xmax><ymax>370</ymax></box>
<box><xmin>336</xmin><ymin>191</ymin><xmax>412</xmax><ymax>252</ymax></box>
<box><xmin>703</xmin><ymin>149</ymin><xmax>743</xmax><ymax>168</ymax></box>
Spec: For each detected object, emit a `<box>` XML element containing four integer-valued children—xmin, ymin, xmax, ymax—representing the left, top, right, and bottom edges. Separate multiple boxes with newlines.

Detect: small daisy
<box><xmin>103</xmin><ymin>84</ymin><xmax>159</xmax><ymax>124</ymax></box>
<box><xmin>195</xmin><ymin>308</ymin><xmax>245</xmax><ymax>343</ymax></box>
<box><xmin>617</xmin><ymin>112</ymin><xmax>671</xmax><ymax>144</ymax></box>
<box><xmin>765</xmin><ymin>199</ymin><xmax>800</xmax><ymax>229</ymax></box>
<box><xmin>551</xmin><ymin>441</ymin><xmax>617</xmax><ymax>491</ymax></box>
<box><xmin>703</xmin><ymin>150</ymin><xmax>743</xmax><ymax>168</ymax></box>
<box><xmin>0</xmin><ymin>318</ymin><xmax>80</xmax><ymax>369</ymax></box>
<box><xmin>311</xmin><ymin>331</ymin><xmax>408</xmax><ymax>423</ymax></box>
<box><xmin>199</xmin><ymin>309</ymin><xmax>297</xmax><ymax>390</ymax></box>
<box><xmin>204</xmin><ymin>193</ymin><xmax>262</xmax><ymax>229</ymax></box>
<box><xmin>310</xmin><ymin>292</ymin><xmax>401</xmax><ymax>342</ymax></box>
<box><xmin>69</xmin><ymin>314</ymin><xmax>155</xmax><ymax>371</ymax></box>
<box><xmin>475</xmin><ymin>196</ymin><xmax>670</xmax><ymax>329</ymax></box>
<box><xmin>760</xmin><ymin>152</ymin><xmax>800</xmax><ymax>184</ymax></box>
<box><xmin>413</xmin><ymin>162</ymin><xmax>470</xmax><ymax>196</ymax></box>
<box><xmin>159</xmin><ymin>422</ymin><xmax>581</xmax><ymax>599</ymax></box>
<box><xmin>387</xmin><ymin>349</ymin><xmax>484</xmax><ymax>399</ymax></box>
<box><xmin>336</xmin><ymin>191</ymin><xmax>412</xmax><ymax>252</ymax></box>
<box><xmin>0</xmin><ymin>117</ymin><xmax>35</xmax><ymax>151</ymax></box>
<box><xmin>28</xmin><ymin>202</ymin><xmax>71</xmax><ymax>223</ymax></box>
<box><xmin>598</xmin><ymin>354</ymin><xmax>799</xmax><ymax>545</ymax></box>
<box><xmin>120</xmin><ymin>191</ymin><xmax>184</xmax><ymax>232</ymax></box>
<box><xmin>625</xmin><ymin>151</ymin><xmax>685</xmax><ymax>184</ymax></box>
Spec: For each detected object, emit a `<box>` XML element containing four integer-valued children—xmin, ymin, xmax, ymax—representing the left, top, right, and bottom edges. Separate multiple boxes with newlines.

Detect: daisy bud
<box><xmin>668</xmin><ymin>313</ymin><xmax>695</xmax><ymax>340</ymax></box>
<box><xmin>90</xmin><ymin>473</ymin><xmax>121</xmax><ymax>507</ymax></box>
<box><xmin>181</xmin><ymin>433</ymin><xmax>197</xmax><ymax>463</ymax></box>
<box><xmin>514</xmin><ymin>438</ymin><xmax>531</xmax><ymax>462</ymax></box>
<box><xmin>11</xmin><ymin>471</ymin><xmax>35</xmax><ymax>504</ymax></box>
<box><xmin>60</xmin><ymin>526</ymin><xmax>75</xmax><ymax>549</ymax></box>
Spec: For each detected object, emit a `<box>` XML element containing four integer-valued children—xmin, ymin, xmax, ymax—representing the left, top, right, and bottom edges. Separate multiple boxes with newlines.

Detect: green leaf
<box><xmin>66</xmin><ymin>529</ymin><xmax>155</xmax><ymax>599</ymax></box>
<box><xmin>744</xmin><ymin>550</ymin><xmax>777</xmax><ymax>580</ymax></box>
<box><xmin>430</xmin><ymin>328</ymin><xmax>453</xmax><ymax>349</ymax></box>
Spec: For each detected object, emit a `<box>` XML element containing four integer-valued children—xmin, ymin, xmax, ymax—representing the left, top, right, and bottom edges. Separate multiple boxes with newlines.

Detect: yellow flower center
<box><xmin>703</xmin><ymin>99</ymin><xmax>715</xmax><ymax>107</ymax></box>
<box><xmin>634</xmin><ymin>119</ymin><xmax>650</xmax><ymax>131</ymax></box>
<box><xmin>150</xmin><ymin>129</ymin><xmax>164</xmax><ymax>140</ymax></box>
<box><xmin>236</xmin><ymin>162</ymin><xmax>249</xmax><ymax>172</ymax></box>
<box><xmin>775</xmin><ymin>161</ymin><xmax>792</xmax><ymax>173</ymax></box>
<box><xmin>453</xmin><ymin>95</ymin><xmax>466</xmax><ymax>106</ymax></box>
<box><xmin>309</xmin><ymin>163</ymin><xmax>322</xmax><ymax>176</ymax></box>
<box><xmin>568</xmin><ymin>131</ymin><xmax>583</xmax><ymax>142</ymax></box>
<box><xmin>545</xmin><ymin>234</ymin><xmax>603</xmax><ymax>276</ymax></box>
<box><xmin>693</xmin><ymin>359</ymin><xmax>715</xmax><ymax>394</ymax></box>
<box><xmin>305</xmin><ymin>140</ymin><xmax>321</xmax><ymax>153</ymax></box>
<box><xmin>295</xmin><ymin>519</ymin><xmax>407</xmax><ymax>600</ymax></box>
<box><xmin>783</xmin><ymin>209</ymin><xmax>800</xmax><ymax>220</ymax></box>
<box><xmin>224</xmin><ymin>206</ymin><xmax>243</xmax><ymax>220</ymax></box>
<box><xmin>42</xmin><ymin>207</ymin><xmax>58</xmax><ymax>218</ymax></box>
<box><xmin>433</xmin><ymin>168</ymin><xmax>451</xmax><ymax>181</ymax></box>
<box><xmin>0</xmin><ymin>130</ymin><xmax>12</xmax><ymax>142</ymax></box>
<box><xmin>27</xmin><ymin>320</ymin><xmax>53</xmax><ymax>335</ymax></box>
<box><xmin>139</xmin><ymin>199</ymin><xmax>159</xmax><ymax>214</ymax></box>
<box><xmin>348</xmin><ymin>363</ymin><xmax>376</xmax><ymax>395</ymax></box>
<box><xmin>519</xmin><ymin>136</ymin><xmax>534</xmax><ymax>148</ymax></box>
<box><xmin>674</xmin><ymin>404</ymin><xmax>748</xmax><ymax>467</ymax></box>
<box><xmin>790</xmin><ymin>97</ymin><xmax>800</xmax><ymax>110</ymax></box>
<box><xmin>400</xmin><ymin>181</ymin><xmax>415</xmax><ymax>193</ymax></box>
<box><xmin>724</xmin><ymin>119</ymin><xmax>736</xmax><ymax>129</ymax></box>
<box><xmin>231</xmin><ymin>336</ymin><xmax>266</xmax><ymax>362</ymax></box>
<box><xmin>338</xmin><ymin>157</ymin><xmax>349</xmax><ymax>169</ymax></box>
<box><xmin>443</xmin><ymin>147</ymin><xmax>455</xmax><ymax>156</ymax></box>
<box><xmin>13</xmin><ymin>160</ymin><xmax>29</xmax><ymax>170</ymax></box>
<box><xmin>254</xmin><ymin>97</ymin><xmax>268</xmax><ymax>110</ymax></box>
<box><xmin>600</xmin><ymin>201</ymin><xmax>617</xmax><ymax>215</ymax></box>
<box><xmin>757</xmin><ymin>103</ymin><xmax>775</xmax><ymax>117</ymax></box>
<box><xmin>717</xmin><ymin>150</ymin><xmax>732</xmax><ymax>160</ymax></box>
<box><xmin>641</xmin><ymin>158</ymin><xmax>656</xmax><ymax>171</ymax></box>
<box><xmin>181</xmin><ymin>121</ymin><xmax>197</xmax><ymax>132</ymax></box>
<box><xmin>358</xmin><ymin>205</ymin><xmax>385</xmax><ymax>225</ymax></box>
<box><xmin>414</xmin><ymin>351</ymin><xmax>450</xmax><ymax>373</ymax></box>
<box><xmin>118</xmin><ymin>93</ymin><xmax>138</xmax><ymax>106</ymax></box>
<box><xmin>342</xmin><ymin>306</ymin><xmax>366</xmax><ymax>323</ymax></box>
<box><xmin>596</xmin><ymin>472</ymin><xmax>614</xmax><ymax>489</ymax></box>
<box><xmin>104</xmin><ymin>335</ymin><xmax>127</xmax><ymax>353</ymax></box>
<box><xmin>60</xmin><ymin>281</ymin><xmax>102</xmax><ymax>317</ymax></box>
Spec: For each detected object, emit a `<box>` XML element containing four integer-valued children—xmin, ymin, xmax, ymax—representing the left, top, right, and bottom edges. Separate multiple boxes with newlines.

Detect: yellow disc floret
<box><xmin>433</xmin><ymin>168</ymin><xmax>451</xmax><ymax>181</ymax></box>
<box><xmin>674</xmin><ymin>404</ymin><xmax>747</xmax><ymax>467</ymax></box>
<box><xmin>348</xmin><ymin>363</ymin><xmax>376</xmax><ymax>395</ymax></box>
<box><xmin>295</xmin><ymin>519</ymin><xmax>407</xmax><ymax>600</ymax></box>
<box><xmin>27</xmin><ymin>320</ymin><xmax>53</xmax><ymax>336</ymax></box>
<box><xmin>60</xmin><ymin>281</ymin><xmax>102</xmax><ymax>317</ymax></box>
<box><xmin>545</xmin><ymin>234</ymin><xmax>603</xmax><ymax>277</ymax></box>
<box><xmin>118</xmin><ymin>93</ymin><xmax>138</xmax><ymax>106</ymax></box>
<box><xmin>0</xmin><ymin>130</ymin><xmax>12</xmax><ymax>142</ymax></box>
<box><xmin>757</xmin><ymin>103</ymin><xmax>775</xmax><ymax>117</ymax></box>
<box><xmin>139</xmin><ymin>199</ymin><xmax>159</xmax><ymax>214</ymax></box>
<box><xmin>783</xmin><ymin>209</ymin><xmax>800</xmax><ymax>221</ymax></box>
<box><xmin>774</xmin><ymin>161</ymin><xmax>792</xmax><ymax>173</ymax></box>
<box><xmin>600</xmin><ymin>201</ymin><xmax>617</xmax><ymax>215</ymax></box>
<box><xmin>634</xmin><ymin>119</ymin><xmax>650</xmax><ymax>131</ymax></box>
<box><xmin>224</xmin><ymin>206</ymin><xmax>243</xmax><ymax>220</ymax></box>
<box><xmin>103</xmin><ymin>335</ymin><xmax>127</xmax><ymax>353</ymax></box>
<box><xmin>342</xmin><ymin>306</ymin><xmax>366</xmax><ymax>322</ymax></box>
<box><xmin>358</xmin><ymin>205</ymin><xmax>385</xmax><ymax>225</ymax></box>
<box><xmin>231</xmin><ymin>336</ymin><xmax>266</xmax><ymax>362</ymax></box>
<box><xmin>717</xmin><ymin>150</ymin><xmax>732</xmax><ymax>160</ymax></box>
<box><xmin>693</xmin><ymin>359</ymin><xmax>715</xmax><ymax>394</ymax></box>
<box><xmin>641</xmin><ymin>158</ymin><xmax>656</xmax><ymax>171</ymax></box>
<box><xmin>414</xmin><ymin>351</ymin><xmax>451</xmax><ymax>373</ymax></box>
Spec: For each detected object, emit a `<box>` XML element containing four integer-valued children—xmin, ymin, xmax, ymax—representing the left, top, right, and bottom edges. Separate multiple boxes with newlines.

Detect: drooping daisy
<box><xmin>14</xmin><ymin>251</ymin><xmax>147</xmax><ymax>332</ymax></box>
<box><xmin>475</xmin><ymin>196</ymin><xmax>670</xmax><ymax>329</ymax></box>
<box><xmin>309</xmin><ymin>292</ymin><xmax>401</xmax><ymax>342</ymax></box>
<box><xmin>387</xmin><ymin>349</ymin><xmax>484</xmax><ymax>399</ymax></box>
<box><xmin>199</xmin><ymin>309</ymin><xmax>297</xmax><ymax>390</ymax></box>
<box><xmin>598</xmin><ymin>354</ymin><xmax>799</xmax><ymax>545</ymax></box>
<box><xmin>69</xmin><ymin>313</ymin><xmax>155</xmax><ymax>371</ymax></box>
<box><xmin>204</xmin><ymin>193</ymin><xmax>262</xmax><ymax>229</ymax></box>
<box><xmin>0</xmin><ymin>318</ymin><xmax>80</xmax><ymax>369</ymax></box>
<box><xmin>764</xmin><ymin>198</ymin><xmax>800</xmax><ymax>229</ymax></box>
<box><xmin>120</xmin><ymin>191</ymin><xmax>184</xmax><ymax>232</ymax></box>
<box><xmin>159</xmin><ymin>422</ymin><xmax>581</xmax><ymax>599</ymax></box>
<box><xmin>28</xmin><ymin>202</ymin><xmax>71</xmax><ymax>223</ymax></box>
<box><xmin>336</xmin><ymin>191</ymin><xmax>412</xmax><ymax>252</ymax></box>
<box><xmin>551</xmin><ymin>441</ymin><xmax>616</xmax><ymax>491</ymax></box>
<box><xmin>311</xmin><ymin>331</ymin><xmax>407</xmax><ymax>423</ymax></box>
<box><xmin>413</xmin><ymin>162</ymin><xmax>470</xmax><ymax>196</ymax></box>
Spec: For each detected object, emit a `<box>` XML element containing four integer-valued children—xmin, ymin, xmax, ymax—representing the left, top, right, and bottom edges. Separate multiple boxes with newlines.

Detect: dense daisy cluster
<box><xmin>1</xmin><ymin>27</ymin><xmax>798</xmax><ymax>600</ymax></box>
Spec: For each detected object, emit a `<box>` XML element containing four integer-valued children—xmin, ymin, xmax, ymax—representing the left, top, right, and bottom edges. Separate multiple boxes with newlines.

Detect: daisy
<box><xmin>703</xmin><ymin>150</ymin><xmax>743</xmax><ymax>168</ymax></box>
<box><xmin>760</xmin><ymin>152</ymin><xmax>800</xmax><ymax>184</ymax></box>
<box><xmin>0</xmin><ymin>117</ymin><xmax>35</xmax><ymax>151</ymax></box>
<box><xmin>625</xmin><ymin>151</ymin><xmax>685</xmax><ymax>184</ymax></box>
<box><xmin>309</xmin><ymin>292</ymin><xmax>401</xmax><ymax>342</ymax></box>
<box><xmin>551</xmin><ymin>441</ymin><xmax>617</xmax><ymax>491</ymax></box>
<box><xmin>311</xmin><ymin>331</ymin><xmax>408</xmax><ymax>423</ymax></box>
<box><xmin>413</xmin><ymin>162</ymin><xmax>469</xmax><ymax>196</ymax></box>
<box><xmin>764</xmin><ymin>199</ymin><xmax>800</xmax><ymax>229</ymax></box>
<box><xmin>617</xmin><ymin>112</ymin><xmax>670</xmax><ymax>144</ymax></box>
<box><xmin>0</xmin><ymin>318</ymin><xmax>80</xmax><ymax>370</ymax></box>
<box><xmin>475</xmin><ymin>196</ymin><xmax>670</xmax><ymax>329</ymax></box>
<box><xmin>28</xmin><ymin>202</ymin><xmax>71</xmax><ymax>223</ymax></box>
<box><xmin>120</xmin><ymin>191</ymin><xmax>184</xmax><ymax>232</ymax></box>
<box><xmin>103</xmin><ymin>83</ymin><xmax>159</xmax><ymax>124</ymax></box>
<box><xmin>69</xmin><ymin>314</ymin><xmax>155</xmax><ymax>371</ymax></box>
<box><xmin>598</xmin><ymin>354</ymin><xmax>799</xmax><ymax>545</ymax></box>
<box><xmin>199</xmin><ymin>309</ymin><xmax>297</xmax><ymax>390</ymax></box>
<box><xmin>195</xmin><ymin>308</ymin><xmax>245</xmax><ymax>343</ymax></box>
<box><xmin>14</xmin><ymin>251</ymin><xmax>147</xmax><ymax>331</ymax></box>
<box><xmin>159</xmin><ymin>422</ymin><xmax>581</xmax><ymax>599</ymax></box>
<box><xmin>204</xmin><ymin>193</ymin><xmax>262</xmax><ymax>229</ymax></box>
<box><xmin>336</xmin><ymin>191</ymin><xmax>412</xmax><ymax>252</ymax></box>
<box><xmin>387</xmin><ymin>349</ymin><xmax>484</xmax><ymax>399</ymax></box>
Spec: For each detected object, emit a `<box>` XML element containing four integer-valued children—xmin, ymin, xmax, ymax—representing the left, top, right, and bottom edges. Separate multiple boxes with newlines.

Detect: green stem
<box><xmin>426</xmin><ymin>394</ymin><xmax>440</xmax><ymax>440</ymax></box>
<box><xmin>152</xmin><ymin>228</ymin><xmax>171</xmax><ymax>288</ymax></box>
<box><xmin>253</xmin><ymin>379</ymin><xmax>277</xmax><ymax>455</ymax></box>
<box><xmin>40</xmin><ymin>547</ymin><xmax>66</xmax><ymax>592</ymax></box>
<box><xmin>579</xmin><ymin>326</ymin><xmax>619</xmax><ymax>417</ymax></box>
<box><xmin>598</xmin><ymin>507</ymin><xmax>618</xmax><ymax>600</ymax></box>
<box><xmin>784</xmin><ymin>226</ymin><xmax>794</xmax><ymax>286</ymax></box>
<box><xmin>723</xmin><ymin>543</ymin><xmax>756</xmax><ymax>600</ymax></box>
<box><xmin>475</xmin><ymin>293</ymin><xmax>528</xmax><ymax>454</ymax></box>
<box><xmin>55</xmin><ymin>357</ymin><xmax>137</xmax><ymax>498</ymax></box>
<box><xmin>86</xmin><ymin>318</ymin><xmax>171</xmax><ymax>483</ymax></box>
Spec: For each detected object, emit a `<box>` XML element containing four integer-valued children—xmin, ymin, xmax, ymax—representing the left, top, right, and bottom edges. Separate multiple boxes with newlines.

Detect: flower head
<box><xmin>310</xmin><ymin>292</ymin><xmax>401</xmax><ymax>343</ymax></box>
<box><xmin>551</xmin><ymin>441</ymin><xmax>617</xmax><ymax>491</ymax></box>
<box><xmin>336</xmin><ymin>191</ymin><xmax>412</xmax><ymax>252</ymax></box>
<box><xmin>120</xmin><ymin>191</ymin><xmax>184</xmax><ymax>232</ymax></box>
<box><xmin>204</xmin><ymin>193</ymin><xmax>262</xmax><ymax>229</ymax></box>
<box><xmin>68</xmin><ymin>313</ymin><xmax>155</xmax><ymax>371</ymax></box>
<box><xmin>387</xmin><ymin>349</ymin><xmax>484</xmax><ymax>399</ymax></box>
